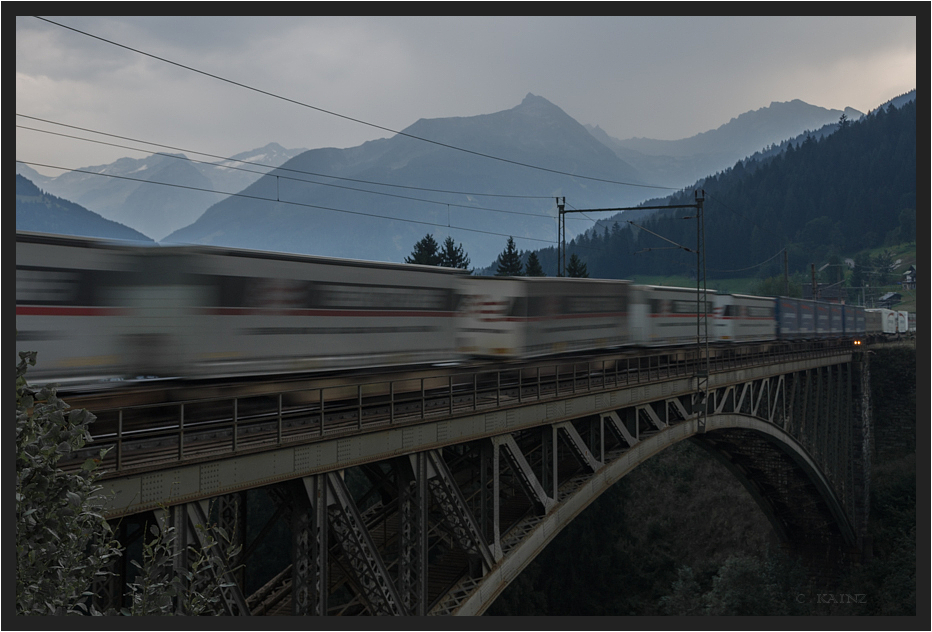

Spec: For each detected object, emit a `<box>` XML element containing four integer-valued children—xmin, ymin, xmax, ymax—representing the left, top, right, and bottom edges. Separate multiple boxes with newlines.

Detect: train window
<box><xmin>207</xmin><ymin>276</ymin><xmax>458</xmax><ymax>312</ymax></box>
<box><xmin>528</xmin><ymin>296</ymin><xmax>555</xmax><ymax>317</ymax></box>
<box><xmin>16</xmin><ymin>268</ymin><xmax>80</xmax><ymax>304</ymax></box>
<box><xmin>16</xmin><ymin>266</ymin><xmax>132</xmax><ymax>306</ymax></box>
<box><xmin>509</xmin><ymin>297</ymin><xmax>527</xmax><ymax>318</ymax></box>
<box><xmin>672</xmin><ymin>300</ymin><xmax>694</xmax><ymax>314</ymax></box>
<box><xmin>564</xmin><ymin>295</ymin><xmax>624</xmax><ymax>314</ymax></box>
<box><xmin>315</xmin><ymin>283</ymin><xmax>453</xmax><ymax>312</ymax></box>
<box><xmin>246</xmin><ymin>278</ymin><xmax>312</xmax><ymax>307</ymax></box>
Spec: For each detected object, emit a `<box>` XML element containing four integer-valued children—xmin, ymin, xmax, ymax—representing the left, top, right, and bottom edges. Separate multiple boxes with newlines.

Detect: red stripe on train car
<box><xmin>196</xmin><ymin>307</ymin><xmax>455</xmax><ymax>318</ymax></box>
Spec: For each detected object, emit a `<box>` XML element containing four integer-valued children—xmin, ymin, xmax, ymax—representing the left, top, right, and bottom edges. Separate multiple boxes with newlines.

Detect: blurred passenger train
<box><xmin>16</xmin><ymin>231</ymin><xmax>878</xmax><ymax>389</ymax></box>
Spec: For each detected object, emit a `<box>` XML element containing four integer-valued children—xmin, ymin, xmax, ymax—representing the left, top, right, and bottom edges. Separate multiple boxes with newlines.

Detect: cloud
<box><xmin>16</xmin><ymin>15</ymin><xmax>916</xmax><ymax>175</ymax></box>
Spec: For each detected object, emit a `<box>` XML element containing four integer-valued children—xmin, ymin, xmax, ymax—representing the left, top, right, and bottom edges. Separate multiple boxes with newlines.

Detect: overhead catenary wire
<box><xmin>17</xmin><ymin>121</ymin><xmax>555</xmax><ymax>220</ymax></box>
<box><xmin>17</xmin><ymin>160</ymin><xmax>560</xmax><ymax>247</ymax></box>
<box><xmin>28</xmin><ymin>17</ymin><xmax>802</xmax><ymax>268</ymax></box>
<box><xmin>34</xmin><ymin>16</ymin><xmax>678</xmax><ymax>193</ymax></box>
<box><xmin>706</xmin><ymin>247</ymin><xmax>788</xmax><ymax>273</ymax></box>
<box><xmin>17</xmin><ymin>155</ymin><xmax>802</xmax><ymax>278</ymax></box>
<box><xmin>16</xmin><ymin>115</ymin><xmax>552</xmax><ymax>202</ymax></box>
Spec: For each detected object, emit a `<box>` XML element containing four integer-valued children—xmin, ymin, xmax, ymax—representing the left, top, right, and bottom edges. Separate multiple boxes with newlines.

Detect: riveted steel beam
<box><xmin>603</xmin><ymin>410</ymin><xmax>638</xmax><ymax>447</ymax></box>
<box><xmin>92</xmin><ymin>347</ymin><xmax>870</xmax><ymax>616</ymax></box>
<box><xmin>491</xmin><ymin>434</ymin><xmax>555</xmax><ymax>514</ymax></box>
<box><xmin>424</xmin><ymin>449</ymin><xmax>496</xmax><ymax>571</ymax></box>
<box><xmin>326</xmin><ymin>471</ymin><xmax>403</xmax><ymax>615</ymax></box>
<box><xmin>399</xmin><ymin>453</ymin><xmax>429</xmax><ymax>615</ymax></box>
<box><xmin>554</xmin><ymin>421</ymin><xmax>603</xmax><ymax>472</ymax></box>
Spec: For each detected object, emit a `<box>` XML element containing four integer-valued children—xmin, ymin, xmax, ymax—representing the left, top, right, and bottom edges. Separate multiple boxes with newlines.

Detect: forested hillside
<box><xmin>544</xmin><ymin>99</ymin><xmax>915</xmax><ymax>281</ymax></box>
<box><xmin>16</xmin><ymin>174</ymin><xmax>153</xmax><ymax>242</ymax></box>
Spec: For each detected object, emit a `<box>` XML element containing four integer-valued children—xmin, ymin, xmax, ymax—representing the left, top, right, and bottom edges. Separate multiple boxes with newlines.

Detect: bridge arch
<box><xmin>448</xmin><ymin>412</ymin><xmax>857</xmax><ymax>616</ymax></box>
<box><xmin>81</xmin><ymin>344</ymin><xmax>868</xmax><ymax>615</ymax></box>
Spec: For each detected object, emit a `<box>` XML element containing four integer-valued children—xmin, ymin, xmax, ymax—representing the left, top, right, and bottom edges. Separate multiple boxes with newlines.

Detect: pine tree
<box><xmin>524</xmin><ymin>251</ymin><xmax>545</xmax><ymax>277</ymax></box>
<box><xmin>495</xmin><ymin>237</ymin><xmax>524</xmax><ymax>276</ymax></box>
<box><xmin>567</xmin><ymin>253</ymin><xmax>589</xmax><ymax>278</ymax></box>
<box><xmin>439</xmin><ymin>236</ymin><xmax>471</xmax><ymax>270</ymax></box>
<box><xmin>405</xmin><ymin>234</ymin><xmax>441</xmax><ymax>266</ymax></box>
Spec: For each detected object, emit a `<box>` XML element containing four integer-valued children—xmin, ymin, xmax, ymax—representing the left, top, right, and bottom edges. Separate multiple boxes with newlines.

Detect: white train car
<box><xmin>456</xmin><ymin>276</ymin><xmax>632</xmax><ymax>358</ymax></box>
<box><xmin>16</xmin><ymin>232</ymin><xmax>144</xmax><ymax>387</ymax></box>
<box><xmin>865</xmin><ymin>308</ymin><xmax>897</xmax><ymax>335</ymax></box>
<box><xmin>632</xmin><ymin>285</ymin><xmax>716</xmax><ymax>347</ymax></box>
<box><xmin>712</xmin><ymin>293</ymin><xmax>777</xmax><ymax>342</ymax></box>
<box><xmin>151</xmin><ymin>244</ymin><xmax>468</xmax><ymax>379</ymax></box>
<box><xmin>897</xmin><ymin>310</ymin><xmax>909</xmax><ymax>334</ymax></box>
<box><xmin>22</xmin><ymin>231</ymin><xmax>897</xmax><ymax>392</ymax></box>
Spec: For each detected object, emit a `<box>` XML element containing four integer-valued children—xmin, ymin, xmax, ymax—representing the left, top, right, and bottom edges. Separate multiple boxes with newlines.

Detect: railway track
<box><xmin>57</xmin><ymin>341</ymin><xmax>847</xmax><ymax>478</ymax></box>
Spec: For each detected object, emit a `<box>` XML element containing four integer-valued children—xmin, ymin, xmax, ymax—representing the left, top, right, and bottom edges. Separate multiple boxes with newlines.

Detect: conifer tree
<box><xmin>405</xmin><ymin>234</ymin><xmax>441</xmax><ymax>266</ymax></box>
<box><xmin>439</xmin><ymin>236</ymin><xmax>471</xmax><ymax>270</ymax></box>
<box><xmin>567</xmin><ymin>253</ymin><xmax>589</xmax><ymax>278</ymax></box>
<box><xmin>495</xmin><ymin>237</ymin><xmax>524</xmax><ymax>276</ymax></box>
<box><xmin>524</xmin><ymin>251</ymin><xmax>545</xmax><ymax>277</ymax></box>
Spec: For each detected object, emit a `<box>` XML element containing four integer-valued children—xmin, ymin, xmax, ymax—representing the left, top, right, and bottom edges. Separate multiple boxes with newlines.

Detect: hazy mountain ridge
<box><xmin>162</xmin><ymin>94</ymin><xmax>651</xmax><ymax>266</ymax></box>
<box><xmin>559</xmin><ymin>96</ymin><xmax>916</xmax><ymax>282</ymax></box>
<box><xmin>16</xmin><ymin>174</ymin><xmax>153</xmax><ymax>242</ymax></box>
<box><xmin>15</xmin><ymin>142</ymin><xmax>308</xmax><ymax>241</ymax></box>
<box><xmin>586</xmin><ymin>99</ymin><xmax>864</xmax><ymax>189</ymax></box>
<box><xmin>17</xmin><ymin>91</ymin><xmax>911</xmax><ymax>266</ymax></box>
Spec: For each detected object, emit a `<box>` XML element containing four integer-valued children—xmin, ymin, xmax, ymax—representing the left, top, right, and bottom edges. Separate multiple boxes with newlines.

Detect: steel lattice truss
<box><xmin>90</xmin><ymin>346</ymin><xmax>870</xmax><ymax>615</ymax></box>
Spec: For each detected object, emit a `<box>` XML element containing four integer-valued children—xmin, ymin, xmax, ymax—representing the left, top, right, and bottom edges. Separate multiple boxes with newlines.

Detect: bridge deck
<box><xmin>63</xmin><ymin>341</ymin><xmax>853</xmax><ymax>518</ymax></box>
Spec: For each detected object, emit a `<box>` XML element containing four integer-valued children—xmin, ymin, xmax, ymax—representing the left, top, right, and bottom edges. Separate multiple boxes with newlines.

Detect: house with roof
<box><xmin>878</xmin><ymin>292</ymin><xmax>902</xmax><ymax>308</ymax></box>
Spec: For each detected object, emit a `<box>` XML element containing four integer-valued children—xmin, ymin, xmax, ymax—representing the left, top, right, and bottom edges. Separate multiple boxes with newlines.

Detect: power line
<box><xmin>17</xmin><ymin>159</ymin><xmax>559</xmax><ymax>247</ymax></box>
<box><xmin>34</xmin><ymin>16</ymin><xmax>678</xmax><ymax>192</ymax></box>
<box><xmin>706</xmin><ymin>248</ymin><xmax>787</xmax><ymax>273</ymax></box>
<box><xmin>17</xmin><ymin>114</ymin><xmax>552</xmax><ymax>201</ymax></box>
<box><xmin>17</xmin><ymin>121</ymin><xmax>554</xmax><ymax>220</ymax></box>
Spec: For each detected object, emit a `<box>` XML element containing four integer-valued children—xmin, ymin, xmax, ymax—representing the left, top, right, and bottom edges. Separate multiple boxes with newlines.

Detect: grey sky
<box><xmin>16</xmin><ymin>15</ymin><xmax>917</xmax><ymax>178</ymax></box>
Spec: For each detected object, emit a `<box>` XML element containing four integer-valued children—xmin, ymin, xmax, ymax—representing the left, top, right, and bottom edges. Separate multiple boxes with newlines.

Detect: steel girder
<box><xmin>434</xmin><ymin>366</ymin><xmax>864</xmax><ymax>614</ymax></box>
<box><xmin>98</xmin><ymin>353</ymin><xmax>867</xmax><ymax>615</ymax></box>
<box><xmin>117</xmin><ymin>500</ymin><xmax>253</xmax><ymax>616</ymax></box>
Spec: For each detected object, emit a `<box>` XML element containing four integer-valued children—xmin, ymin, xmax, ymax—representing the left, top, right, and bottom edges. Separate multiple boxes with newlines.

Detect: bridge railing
<box><xmin>66</xmin><ymin>340</ymin><xmax>852</xmax><ymax>477</ymax></box>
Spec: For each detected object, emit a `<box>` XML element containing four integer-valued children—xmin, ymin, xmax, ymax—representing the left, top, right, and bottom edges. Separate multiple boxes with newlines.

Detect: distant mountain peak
<box><xmin>515</xmin><ymin>93</ymin><xmax>566</xmax><ymax>116</ymax></box>
<box><xmin>519</xmin><ymin>92</ymin><xmax>549</xmax><ymax>106</ymax></box>
<box><xmin>165</xmin><ymin>93</ymin><xmax>646</xmax><ymax>265</ymax></box>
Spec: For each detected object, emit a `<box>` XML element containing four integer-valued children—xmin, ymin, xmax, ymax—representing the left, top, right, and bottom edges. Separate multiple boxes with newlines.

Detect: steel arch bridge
<box><xmin>82</xmin><ymin>342</ymin><xmax>871</xmax><ymax>615</ymax></box>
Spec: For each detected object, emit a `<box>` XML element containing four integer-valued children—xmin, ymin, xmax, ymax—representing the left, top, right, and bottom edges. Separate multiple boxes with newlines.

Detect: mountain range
<box><xmin>16</xmin><ymin>174</ymin><xmax>152</xmax><ymax>242</ymax></box>
<box><xmin>16</xmin><ymin>143</ymin><xmax>308</xmax><ymax>242</ymax></box>
<box><xmin>556</xmin><ymin>92</ymin><xmax>916</xmax><ymax>284</ymax></box>
<box><xmin>161</xmin><ymin>94</ymin><xmax>655</xmax><ymax>266</ymax></box>
<box><xmin>16</xmin><ymin>92</ymin><xmax>900</xmax><ymax>267</ymax></box>
<box><xmin>587</xmin><ymin>99</ymin><xmax>863</xmax><ymax>189</ymax></box>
